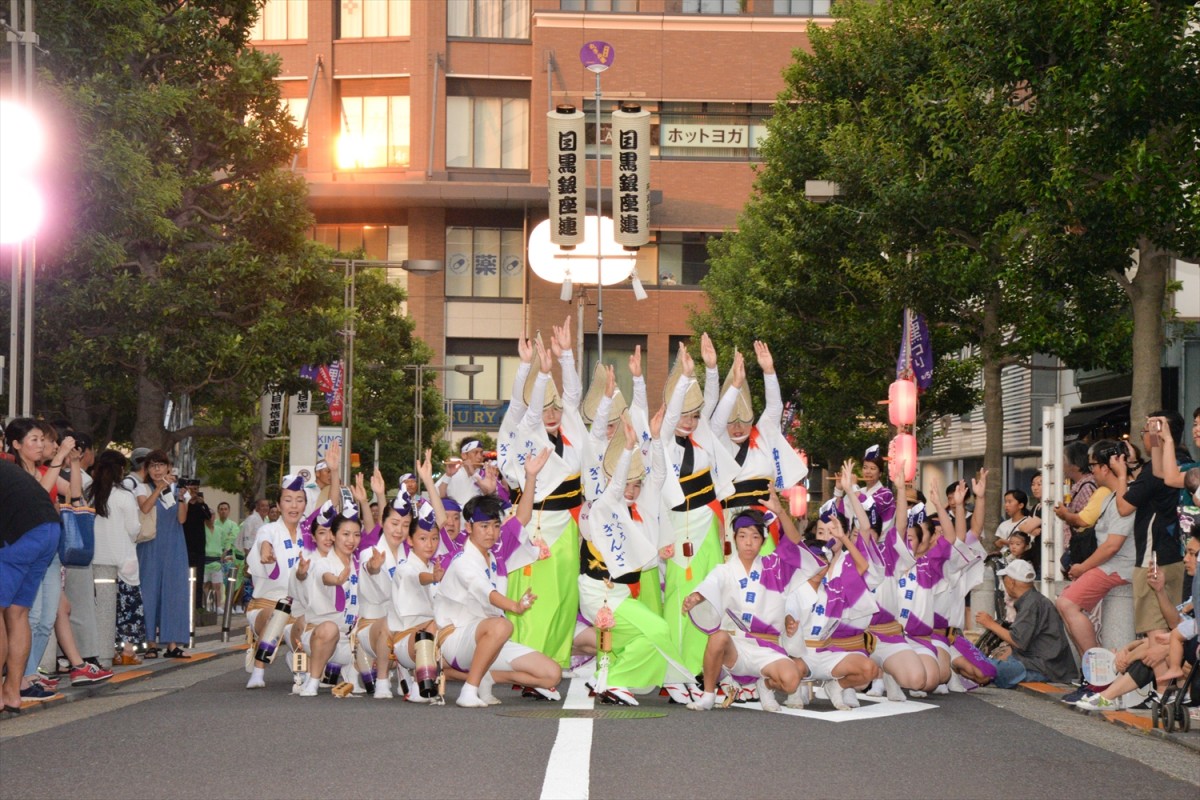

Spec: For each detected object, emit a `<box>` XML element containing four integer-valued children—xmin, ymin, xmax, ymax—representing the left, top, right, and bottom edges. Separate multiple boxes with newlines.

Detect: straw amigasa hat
<box><xmin>720</xmin><ymin>354</ymin><xmax>755</xmax><ymax>425</ymax></box>
<box><xmin>664</xmin><ymin>351</ymin><xmax>704</xmax><ymax>414</ymax></box>
<box><xmin>581</xmin><ymin>361</ymin><xmax>628</xmax><ymax>426</ymax></box>
<box><xmin>602</xmin><ymin>414</ymin><xmax>645</xmax><ymax>483</ymax></box>
<box><xmin>522</xmin><ymin>332</ymin><xmax>563</xmax><ymax>410</ymax></box>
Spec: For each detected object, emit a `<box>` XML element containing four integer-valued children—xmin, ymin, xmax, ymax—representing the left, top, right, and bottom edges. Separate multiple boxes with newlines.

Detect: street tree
<box><xmin>702</xmin><ymin>0</ymin><xmax>1141</xmax><ymax>537</ymax></box>
<box><xmin>31</xmin><ymin>0</ymin><xmax>342</xmax><ymax>450</ymax></box>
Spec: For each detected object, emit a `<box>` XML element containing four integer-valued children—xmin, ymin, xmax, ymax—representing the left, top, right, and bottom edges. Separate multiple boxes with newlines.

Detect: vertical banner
<box><xmin>261</xmin><ymin>387</ymin><xmax>286</xmax><ymax>436</ymax></box>
<box><xmin>547</xmin><ymin>105</ymin><xmax>586</xmax><ymax>247</ymax></box>
<box><xmin>896</xmin><ymin>308</ymin><xmax>934</xmax><ymax>390</ymax></box>
<box><xmin>611</xmin><ymin>103</ymin><xmax>651</xmax><ymax>249</ymax></box>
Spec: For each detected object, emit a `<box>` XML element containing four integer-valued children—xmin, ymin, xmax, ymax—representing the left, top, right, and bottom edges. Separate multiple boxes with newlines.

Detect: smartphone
<box><xmin>183</xmin><ymin>490</ymin><xmax>193</xmax><ymax>504</ymax></box>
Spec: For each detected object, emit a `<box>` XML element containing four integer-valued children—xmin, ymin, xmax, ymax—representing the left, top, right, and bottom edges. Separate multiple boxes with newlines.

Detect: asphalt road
<box><xmin>1</xmin><ymin>654</ymin><xmax>1197</xmax><ymax>800</ymax></box>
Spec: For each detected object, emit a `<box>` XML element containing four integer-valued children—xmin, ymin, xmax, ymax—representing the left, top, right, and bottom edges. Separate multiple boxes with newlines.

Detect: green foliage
<box><xmin>30</xmin><ymin>0</ymin><xmax>342</xmax><ymax>457</ymax></box>
<box><xmin>697</xmin><ymin>0</ymin><xmax>1193</xmax><ymax>470</ymax></box>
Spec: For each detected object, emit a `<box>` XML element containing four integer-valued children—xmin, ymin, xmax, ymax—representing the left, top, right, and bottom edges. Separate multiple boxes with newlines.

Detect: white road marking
<box><xmin>731</xmin><ymin>687</ymin><xmax>937</xmax><ymax>722</ymax></box>
<box><xmin>539</xmin><ymin>677</ymin><xmax>596</xmax><ymax>800</ymax></box>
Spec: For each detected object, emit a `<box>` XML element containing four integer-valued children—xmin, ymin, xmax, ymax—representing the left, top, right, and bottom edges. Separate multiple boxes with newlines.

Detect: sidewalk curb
<box><xmin>1015</xmin><ymin>681</ymin><xmax>1200</xmax><ymax>753</ymax></box>
<box><xmin>2</xmin><ymin>641</ymin><xmax>248</xmax><ymax>722</ymax></box>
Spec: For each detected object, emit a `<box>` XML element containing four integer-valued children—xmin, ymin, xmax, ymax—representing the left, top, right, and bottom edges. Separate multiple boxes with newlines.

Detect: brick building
<box><xmin>250</xmin><ymin>0</ymin><xmax>831</xmax><ymax>435</ymax></box>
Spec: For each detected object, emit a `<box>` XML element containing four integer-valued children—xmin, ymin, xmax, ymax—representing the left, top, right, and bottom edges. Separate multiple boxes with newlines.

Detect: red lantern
<box><xmin>788</xmin><ymin>484</ymin><xmax>808</xmax><ymax>517</ymax></box>
<box><xmin>889</xmin><ymin>433</ymin><xmax>917</xmax><ymax>482</ymax></box>
<box><xmin>889</xmin><ymin>378</ymin><xmax>918</xmax><ymax>426</ymax></box>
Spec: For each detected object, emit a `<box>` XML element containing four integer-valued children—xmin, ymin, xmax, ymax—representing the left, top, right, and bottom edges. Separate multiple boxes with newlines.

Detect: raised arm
<box><xmin>523</xmin><ymin>338</ymin><xmax>554</xmax><ymax>430</ymax></box>
<box><xmin>755</xmin><ymin>341</ymin><xmax>783</xmax><ymax>429</ymax></box>
<box><xmin>662</xmin><ymin>342</ymin><xmax>695</xmax><ymax>440</ymax></box>
<box><xmin>416</xmin><ymin>450</ymin><xmax>447</xmax><ymax>530</ymax></box>
<box><xmin>325</xmin><ymin>440</ymin><xmax>343</xmax><ymax>512</ymax></box>
<box><xmin>700</xmin><ymin>333</ymin><xmax>720</xmax><ymax>421</ymax></box>
<box><xmin>840</xmin><ymin>460</ymin><xmax>876</xmax><ymax>540</ymax></box>
<box><xmin>969</xmin><ymin>469</ymin><xmax>988</xmax><ymax>540</ymax></box>
<box><xmin>711</xmin><ymin>349</ymin><xmax>745</xmax><ymax>432</ymax></box>
<box><xmin>763</xmin><ymin>485</ymin><xmax>804</xmax><ymax>546</ymax></box>
<box><xmin>508</xmin><ymin>336</ymin><xmax>534</xmax><ymax>420</ymax></box>
<box><xmin>1148</xmin><ymin>415</ymin><xmax>1186</xmax><ymax>489</ymax></box>
<box><xmin>590</xmin><ymin>365</ymin><xmax>616</xmax><ymax>445</ymax></box>
<box><xmin>629</xmin><ymin>345</ymin><xmax>648</xmax><ymax>414</ymax></box>
<box><xmin>833</xmin><ymin>517</ymin><xmax>868</xmax><ymax>575</ymax></box>
<box><xmin>553</xmin><ymin>317</ymin><xmax>582</xmax><ymax>410</ymax></box>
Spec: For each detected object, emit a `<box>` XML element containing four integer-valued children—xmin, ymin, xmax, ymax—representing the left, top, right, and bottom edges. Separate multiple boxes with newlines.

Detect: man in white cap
<box><xmin>974</xmin><ymin>558</ymin><xmax>1076</xmax><ymax>688</ymax></box>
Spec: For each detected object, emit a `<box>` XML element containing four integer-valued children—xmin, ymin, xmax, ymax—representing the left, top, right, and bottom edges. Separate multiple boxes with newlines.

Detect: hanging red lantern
<box><xmin>888</xmin><ymin>378</ymin><xmax>918</xmax><ymax>426</ymax></box>
<box><xmin>889</xmin><ymin>433</ymin><xmax>917</xmax><ymax>482</ymax></box>
<box><xmin>788</xmin><ymin>484</ymin><xmax>808</xmax><ymax>517</ymax></box>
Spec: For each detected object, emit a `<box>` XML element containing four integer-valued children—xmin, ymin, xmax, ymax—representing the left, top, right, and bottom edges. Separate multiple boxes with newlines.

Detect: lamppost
<box><xmin>404</xmin><ymin>363</ymin><xmax>483</xmax><ymax>470</ymax></box>
<box><xmin>333</xmin><ymin>257</ymin><xmax>442</xmax><ymax>483</ymax></box>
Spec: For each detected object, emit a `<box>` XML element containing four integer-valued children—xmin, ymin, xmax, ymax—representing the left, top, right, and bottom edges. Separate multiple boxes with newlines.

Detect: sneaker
<box><xmin>20</xmin><ymin>683</ymin><xmax>58</xmax><ymax>700</ymax></box>
<box><xmin>1060</xmin><ymin>686</ymin><xmax>1091</xmax><ymax>704</ymax></box>
<box><xmin>663</xmin><ymin>683</ymin><xmax>695</xmax><ymax>705</ymax></box>
<box><xmin>1075</xmin><ymin>693</ymin><xmax>1116</xmax><ymax>712</ymax></box>
<box><xmin>31</xmin><ymin>676</ymin><xmax>59</xmax><ymax>691</ymax></box>
<box><xmin>600</xmin><ymin>687</ymin><xmax>638</xmax><ymax>706</ymax></box>
<box><xmin>70</xmin><ymin>663</ymin><xmax>114</xmax><ymax>686</ymax></box>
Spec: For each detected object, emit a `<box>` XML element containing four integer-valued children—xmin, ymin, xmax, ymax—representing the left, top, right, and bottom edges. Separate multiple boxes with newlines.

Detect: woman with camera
<box><xmin>134</xmin><ymin>450</ymin><xmax>191</xmax><ymax>659</ymax></box>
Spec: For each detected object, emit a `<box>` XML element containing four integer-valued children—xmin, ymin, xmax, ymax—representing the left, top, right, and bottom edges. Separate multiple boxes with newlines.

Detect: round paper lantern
<box><xmin>888</xmin><ymin>378</ymin><xmax>917</xmax><ymax>426</ymax></box>
<box><xmin>889</xmin><ymin>433</ymin><xmax>917</xmax><ymax>482</ymax></box>
<box><xmin>788</xmin><ymin>484</ymin><xmax>808</xmax><ymax>517</ymax></box>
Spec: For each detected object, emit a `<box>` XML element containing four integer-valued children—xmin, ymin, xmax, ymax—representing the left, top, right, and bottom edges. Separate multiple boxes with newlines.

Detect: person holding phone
<box><xmin>133</xmin><ymin>451</ymin><xmax>190</xmax><ymax>659</ymax></box>
<box><xmin>1112</xmin><ymin>411</ymin><xmax>1190</xmax><ymax>641</ymax></box>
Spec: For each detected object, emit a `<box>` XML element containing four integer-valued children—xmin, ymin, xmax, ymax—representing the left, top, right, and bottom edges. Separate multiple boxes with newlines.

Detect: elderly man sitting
<box><xmin>974</xmin><ymin>559</ymin><xmax>1078</xmax><ymax>689</ymax></box>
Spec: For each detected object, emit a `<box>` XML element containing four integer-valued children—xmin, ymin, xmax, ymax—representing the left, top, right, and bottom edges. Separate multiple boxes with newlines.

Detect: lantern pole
<box><xmin>592</xmin><ymin>65</ymin><xmax>605</xmax><ymax>366</ymax></box>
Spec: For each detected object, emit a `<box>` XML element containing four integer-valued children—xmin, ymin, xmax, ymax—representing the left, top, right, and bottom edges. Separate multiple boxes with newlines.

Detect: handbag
<box><xmin>1068</xmin><ymin>526</ymin><xmax>1098</xmax><ymax>566</ymax></box>
<box><xmin>59</xmin><ymin>506</ymin><xmax>97</xmax><ymax>567</ymax></box>
<box><xmin>136</xmin><ymin>500</ymin><xmax>158</xmax><ymax>544</ymax></box>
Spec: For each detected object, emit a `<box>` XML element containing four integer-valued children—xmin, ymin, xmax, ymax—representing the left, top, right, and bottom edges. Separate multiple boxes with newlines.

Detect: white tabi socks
<box><xmin>457</xmin><ymin>682</ymin><xmax>490</xmax><ymax>708</ymax></box>
<box><xmin>687</xmin><ymin>691</ymin><xmax>716</xmax><ymax>711</ymax></box>
<box><xmin>246</xmin><ymin>667</ymin><xmax>266</xmax><ymax>689</ymax></box>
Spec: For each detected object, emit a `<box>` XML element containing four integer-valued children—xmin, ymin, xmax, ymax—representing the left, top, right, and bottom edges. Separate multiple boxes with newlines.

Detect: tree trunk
<box><xmin>1128</xmin><ymin>238</ymin><xmax>1168</xmax><ymax>430</ymax></box>
<box><xmin>979</xmin><ymin>294</ymin><xmax>1005</xmax><ymax>549</ymax></box>
<box><xmin>248</xmin><ymin>424</ymin><xmax>268</xmax><ymax>509</ymax></box>
<box><xmin>132</xmin><ymin>368</ymin><xmax>170</xmax><ymax>450</ymax></box>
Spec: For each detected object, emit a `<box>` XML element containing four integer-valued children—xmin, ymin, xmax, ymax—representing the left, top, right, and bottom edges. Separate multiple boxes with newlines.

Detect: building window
<box><xmin>681</xmin><ymin>0</ymin><xmax>740</xmax><ymax>13</ymax></box>
<box><xmin>280</xmin><ymin>97</ymin><xmax>309</xmax><ymax>167</ymax></box>
<box><xmin>340</xmin><ymin>0</ymin><xmax>410</xmax><ymax>37</ymax></box>
<box><xmin>582</xmin><ymin>335</ymin><xmax>646</xmax><ymax>400</ymax></box>
<box><xmin>445</xmin><ymin>227</ymin><xmax>525</xmax><ymax>298</ymax></box>
<box><xmin>773</xmin><ymin>0</ymin><xmax>832</xmax><ymax>14</ymax></box>
<box><xmin>250</xmin><ymin>0</ymin><xmax>307</xmax><ymax>40</ymax></box>
<box><xmin>444</xmin><ymin>351</ymin><xmax>521</xmax><ymax>402</ymax></box>
<box><xmin>447</xmin><ymin>0</ymin><xmax>530</xmax><ymax>39</ymax></box>
<box><xmin>658</xmin><ymin>102</ymin><xmax>770</xmax><ymax>160</ymax></box>
<box><xmin>657</xmin><ymin>232</ymin><xmax>719</xmax><ymax>286</ymax></box>
<box><xmin>446</xmin><ymin>96</ymin><xmax>529</xmax><ymax>169</ymax></box>
<box><xmin>338</xmin><ymin>95</ymin><xmax>411</xmax><ymax>169</ymax></box>
<box><xmin>561</xmin><ymin>0</ymin><xmax>639</xmax><ymax>10</ymax></box>
<box><xmin>311</xmin><ymin>225</ymin><xmax>410</xmax><ymax>286</ymax></box>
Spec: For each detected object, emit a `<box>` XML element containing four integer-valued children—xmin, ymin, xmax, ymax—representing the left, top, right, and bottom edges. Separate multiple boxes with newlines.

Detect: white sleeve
<box><xmin>632</xmin><ymin>375</ymin><xmax>648</xmax><ymax>415</ymax></box>
<box><xmin>702</xmin><ymin>366</ymin><xmax>720</xmax><ymax>420</ymax></box>
<box><xmin>559</xmin><ymin>350</ymin><xmax>582</xmax><ymax>411</ymax></box>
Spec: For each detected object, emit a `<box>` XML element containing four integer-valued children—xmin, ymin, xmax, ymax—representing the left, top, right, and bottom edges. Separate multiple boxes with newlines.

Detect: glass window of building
<box><xmin>657</xmin><ymin>231</ymin><xmax>719</xmax><ymax>286</ymax></box>
<box><xmin>680</xmin><ymin>0</ymin><xmax>740</xmax><ymax>13</ymax></box>
<box><xmin>446</xmin><ymin>82</ymin><xmax>529</xmax><ymax>169</ymax></box>
<box><xmin>340</xmin><ymin>0</ymin><xmax>410</xmax><ymax>37</ymax></box>
<box><xmin>311</xmin><ymin>225</ymin><xmax>410</xmax><ymax>285</ymax></box>
<box><xmin>773</xmin><ymin>0</ymin><xmax>832</xmax><ymax>14</ymax></box>
<box><xmin>658</xmin><ymin>102</ymin><xmax>770</xmax><ymax>160</ymax></box>
<box><xmin>561</xmin><ymin>0</ymin><xmax>639</xmax><ymax>10</ymax></box>
<box><xmin>445</xmin><ymin>227</ymin><xmax>525</xmax><ymax>298</ymax></box>
<box><xmin>582</xmin><ymin>335</ymin><xmax>646</xmax><ymax>400</ymax></box>
<box><xmin>444</xmin><ymin>350</ymin><xmax>521</xmax><ymax>402</ymax></box>
<box><xmin>339</xmin><ymin>95</ymin><xmax>411</xmax><ymax>168</ymax></box>
<box><xmin>250</xmin><ymin>0</ymin><xmax>308</xmax><ymax>40</ymax></box>
<box><xmin>447</xmin><ymin>0</ymin><xmax>530</xmax><ymax>39</ymax></box>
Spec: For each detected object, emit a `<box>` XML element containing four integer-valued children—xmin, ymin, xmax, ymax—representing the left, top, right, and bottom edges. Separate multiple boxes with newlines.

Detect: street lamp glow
<box><xmin>0</xmin><ymin>176</ymin><xmax>43</xmax><ymax>243</ymax></box>
<box><xmin>527</xmin><ymin>216</ymin><xmax>637</xmax><ymax>287</ymax></box>
<box><xmin>0</xmin><ymin>99</ymin><xmax>44</xmax><ymax>168</ymax></box>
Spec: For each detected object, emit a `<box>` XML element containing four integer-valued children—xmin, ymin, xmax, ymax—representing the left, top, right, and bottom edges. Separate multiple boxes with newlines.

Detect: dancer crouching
<box><xmin>434</xmin><ymin>452</ymin><xmax>562</xmax><ymax>708</ymax></box>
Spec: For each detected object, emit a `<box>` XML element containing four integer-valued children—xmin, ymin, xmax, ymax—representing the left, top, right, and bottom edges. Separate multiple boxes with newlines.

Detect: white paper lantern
<box><xmin>527</xmin><ymin>216</ymin><xmax>637</xmax><ymax>287</ymax></box>
<box><xmin>547</xmin><ymin>106</ymin><xmax>587</xmax><ymax>248</ymax></box>
<box><xmin>610</xmin><ymin>104</ymin><xmax>651</xmax><ymax>249</ymax></box>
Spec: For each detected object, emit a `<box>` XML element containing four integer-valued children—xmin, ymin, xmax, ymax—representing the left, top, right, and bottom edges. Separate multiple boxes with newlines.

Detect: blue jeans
<box><xmin>25</xmin><ymin>555</ymin><xmax>62</xmax><ymax>677</ymax></box>
<box><xmin>986</xmin><ymin>656</ymin><xmax>1048</xmax><ymax>689</ymax></box>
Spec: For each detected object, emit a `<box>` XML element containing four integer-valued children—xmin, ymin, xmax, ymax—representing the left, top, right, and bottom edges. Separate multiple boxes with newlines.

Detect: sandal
<box><xmin>162</xmin><ymin>647</ymin><xmax>189</xmax><ymax>659</ymax></box>
<box><xmin>143</xmin><ymin>646</ymin><xmax>160</xmax><ymax>659</ymax></box>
